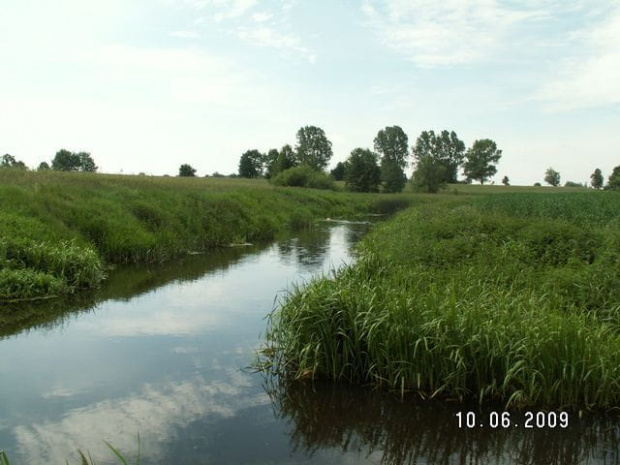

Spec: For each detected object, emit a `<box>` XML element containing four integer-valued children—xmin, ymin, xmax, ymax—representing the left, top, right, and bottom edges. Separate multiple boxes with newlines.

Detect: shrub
<box><xmin>271</xmin><ymin>165</ymin><xmax>334</xmax><ymax>190</ymax></box>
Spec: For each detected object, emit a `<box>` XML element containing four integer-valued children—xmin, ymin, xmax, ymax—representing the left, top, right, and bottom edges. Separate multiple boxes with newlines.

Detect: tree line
<box><xmin>541</xmin><ymin>166</ymin><xmax>619</xmax><ymax>189</ymax></box>
<box><xmin>1</xmin><ymin>150</ymin><xmax>98</xmax><ymax>172</ymax></box>
<box><xmin>228</xmin><ymin>125</ymin><xmax>503</xmax><ymax>193</ymax></box>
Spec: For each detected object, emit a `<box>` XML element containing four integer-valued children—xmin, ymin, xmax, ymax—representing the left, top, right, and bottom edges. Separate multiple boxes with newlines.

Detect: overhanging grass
<box><xmin>263</xmin><ymin>193</ymin><xmax>620</xmax><ymax>410</ymax></box>
<box><xmin>0</xmin><ymin>169</ymin><xmax>424</xmax><ymax>301</ymax></box>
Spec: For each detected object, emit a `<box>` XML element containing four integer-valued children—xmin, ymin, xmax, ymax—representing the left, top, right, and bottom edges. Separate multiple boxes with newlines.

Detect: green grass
<box><xmin>0</xmin><ymin>169</ymin><xmax>424</xmax><ymax>301</ymax></box>
<box><xmin>262</xmin><ymin>192</ymin><xmax>620</xmax><ymax>410</ymax></box>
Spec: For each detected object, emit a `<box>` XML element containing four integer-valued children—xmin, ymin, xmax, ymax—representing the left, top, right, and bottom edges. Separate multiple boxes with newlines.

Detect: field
<box><xmin>0</xmin><ymin>169</ymin><xmax>422</xmax><ymax>302</ymax></box>
<box><xmin>262</xmin><ymin>190</ymin><xmax>620</xmax><ymax>410</ymax></box>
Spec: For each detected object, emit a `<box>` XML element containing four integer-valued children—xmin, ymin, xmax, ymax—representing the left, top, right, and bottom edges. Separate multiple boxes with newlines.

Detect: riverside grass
<box><xmin>0</xmin><ymin>168</ymin><xmax>421</xmax><ymax>301</ymax></box>
<box><xmin>263</xmin><ymin>192</ymin><xmax>620</xmax><ymax>410</ymax></box>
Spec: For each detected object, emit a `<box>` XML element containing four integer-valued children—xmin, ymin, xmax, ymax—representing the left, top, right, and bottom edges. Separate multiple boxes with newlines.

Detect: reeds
<box><xmin>263</xmin><ymin>194</ymin><xmax>620</xmax><ymax>409</ymax></box>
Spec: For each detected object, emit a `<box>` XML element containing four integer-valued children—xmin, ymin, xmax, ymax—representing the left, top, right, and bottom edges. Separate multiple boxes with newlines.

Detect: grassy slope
<box><xmin>0</xmin><ymin>169</ymin><xmax>422</xmax><ymax>301</ymax></box>
<box><xmin>264</xmin><ymin>190</ymin><xmax>620</xmax><ymax>410</ymax></box>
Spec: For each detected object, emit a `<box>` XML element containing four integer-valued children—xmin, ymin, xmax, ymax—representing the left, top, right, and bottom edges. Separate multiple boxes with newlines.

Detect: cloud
<box><xmin>168</xmin><ymin>30</ymin><xmax>201</xmax><ymax>39</ymax></box>
<box><xmin>361</xmin><ymin>0</ymin><xmax>549</xmax><ymax>67</ymax></box>
<box><xmin>534</xmin><ymin>5</ymin><xmax>620</xmax><ymax>111</ymax></box>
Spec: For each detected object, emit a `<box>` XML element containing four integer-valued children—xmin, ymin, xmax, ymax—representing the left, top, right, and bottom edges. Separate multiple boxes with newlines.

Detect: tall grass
<box><xmin>263</xmin><ymin>193</ymin><xmax>620</xmax><ymax>409</ymax></box>
<box><xmin>0</xmin><ymin>169</ymin><xmax>422</xmax><ymax>301</ymax></box>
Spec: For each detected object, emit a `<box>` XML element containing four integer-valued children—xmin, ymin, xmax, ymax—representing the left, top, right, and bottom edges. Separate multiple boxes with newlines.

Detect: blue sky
<box><xmin>1</xmin><ymin>0</ymin><xmax>618</xmax><ymax>185</ymax></box>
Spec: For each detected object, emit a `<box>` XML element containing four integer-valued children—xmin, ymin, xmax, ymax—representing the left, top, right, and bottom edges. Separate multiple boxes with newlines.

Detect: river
<box><xmin>0</xmin><ymin>221</ymin><xmax>619</xmax><ymax>464</ymax></box>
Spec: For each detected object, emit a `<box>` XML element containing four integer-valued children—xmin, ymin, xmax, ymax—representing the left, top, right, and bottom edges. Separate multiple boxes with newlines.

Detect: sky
<box><xmin>0</xmin><ymin>0</ymin><xmax>618</xmax><ymax>186</ymax></box>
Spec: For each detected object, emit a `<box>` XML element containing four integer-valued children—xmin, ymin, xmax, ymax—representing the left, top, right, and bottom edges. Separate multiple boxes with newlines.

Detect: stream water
<box><xmin>0</xmin><ymin>222</ymin><xmax>619</xmax><ymax>464</ymax></box>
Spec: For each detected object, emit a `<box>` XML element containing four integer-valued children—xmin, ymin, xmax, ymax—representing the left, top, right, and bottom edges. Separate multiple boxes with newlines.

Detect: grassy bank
<box><xmin>0</xmin><ymin>169</ymin><xmax>422</xmax><ymax>301</ymax></box>
<box><xmin>263</xmin><ymin>191</ymin><xmax>620</xmax><ymax>410</ymax></box>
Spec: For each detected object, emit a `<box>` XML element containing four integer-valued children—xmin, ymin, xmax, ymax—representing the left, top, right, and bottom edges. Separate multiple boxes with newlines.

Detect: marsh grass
<box><xmin>263</xmin><ymin>193</ymin><xmax>620</xmax><ymax>409</ymax></box>
<box><xmin>0</xmin><ymin>170</ymin><xmax>422</xmax><ymax>301</ymax></box>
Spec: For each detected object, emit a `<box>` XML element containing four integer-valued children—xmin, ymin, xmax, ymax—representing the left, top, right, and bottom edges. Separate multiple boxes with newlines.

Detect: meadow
<box><xmin>263</xmin><ymin>191</ymin><xmax>620</xmax><ymax>410</ymax></box>
<box><xmin>0</xmin><ymin>169</ymin><xmax>421</xmax><ymax>302</ymax></box>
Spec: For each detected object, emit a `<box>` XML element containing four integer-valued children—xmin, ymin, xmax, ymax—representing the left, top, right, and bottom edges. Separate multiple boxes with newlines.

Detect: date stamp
<box><xmin>455</xmin><ymin>411</ymin><xmax>569</xmax><ymax>429</ymax></box>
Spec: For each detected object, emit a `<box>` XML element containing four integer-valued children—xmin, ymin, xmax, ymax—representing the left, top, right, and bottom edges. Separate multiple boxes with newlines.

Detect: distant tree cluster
<box><xmin>50</xmin><ymin>149</ymin><xmax>98</xmax><ymax>172</ymax></box>
<box><xmin>1</xmin><ymin>154</ymin><xmax>27</xmax><ymax>169</ymax></box>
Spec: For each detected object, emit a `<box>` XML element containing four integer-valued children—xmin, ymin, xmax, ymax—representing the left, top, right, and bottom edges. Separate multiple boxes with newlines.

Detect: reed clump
<box><xmin>264</xmin><ymin>193</ymin><xmax>620</xmax><ymax>410</ymax></box>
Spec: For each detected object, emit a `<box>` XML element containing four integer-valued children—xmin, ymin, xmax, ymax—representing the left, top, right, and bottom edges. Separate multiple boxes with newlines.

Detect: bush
<box><xmin>271</xmin><ymin>165</ymin><xmax>334</xmax><ymax>190</ymax></box>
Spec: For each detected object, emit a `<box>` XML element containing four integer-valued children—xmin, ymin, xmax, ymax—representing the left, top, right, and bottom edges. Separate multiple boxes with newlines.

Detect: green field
<box><xmin>262</xmin><ymin>190</ymin><xmax>620</xmax><ymax>410</ymax></box>
<box><xmin>0</xmin><ymin>169</ymin><xmax>421</xmax><ymax>302</ymax></box>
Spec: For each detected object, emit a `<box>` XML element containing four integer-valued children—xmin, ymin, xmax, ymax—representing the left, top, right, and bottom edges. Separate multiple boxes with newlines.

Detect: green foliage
<box><xmin>591</xmin><ymin>168</ymin><xmax>603</xmax><ymax>189</ymax></box>
<box><xmin>463</xmin><ymin>139</ymin><xmax>502</xmax><ymax>184</ymax></box>
<box><xmin>1</xmin><ymin>154</ymin><xmax>26</xmax><ymax>169</ymax></box>
<box><xmin>374</xmin><ymin>126</ymin><xmax>409</xmax><ymax>170</ymax></box>
<box><xmin>344</xmin><ymin>148</ymin><xmax>381</xmax><ymax>193</ymax></box>
<box><xmin>412</xmin><ymin>130</ymin><xmax>465</xmax><ymax>184</ymax></box>
<box><xmin>410</xmin><ymin>155</ymin><xmax>447</xmax><ymax>193</ymax></box>
<box><xmin>294</xmin><ymin>126</ymin><xmax>333</xmax><ymax>171</ymax></box>
<box><xmin>380</xmin><ymin>159</ymin><xmax>406</xmax><ymax>193</ymax></box>
<box><xmin>266</xmin><ymin>145</ymin><xmax>297</xmax><ymax>180</ymax></box>
<box><xmin>544</xmin><ymin>167</ymin><xmax>561</xmax><ymax>187</ymax></box>
<box><xmin>502</xmin><ymin>175</ymin><xmax>509</xmax><ymax>186</ymax></box>
<box><xmin>38</xmin><ymin>161</ymin><xmax>50</xmax><ymax>171</ymax></box>
<box><xmin>238</xmin><ymin>149</ymin><xmax>264</xmax><ymax>178</ymax></box>
<box><xmin>271</xmin><ymin>165</ymin><xmax>334</xmax><ymax>190</ymax></box>
<box><xmin>263</xmin><ymin>193</ymin><xmax>620</xmax><ymax>409</ymax></box>
<box><xmin>330</xmin><ymin>161</ymin><xmax>346</xmax><ymax>181</ymax></box>
<box><xmin>606</xmin><ymin>165</ymin><xmax>620</xmax><ymax>190</ymax></box>
<box><xmin>51</xmin><ymin>149</ymin><xmax>98</xmax><ymax>172</ymax></box>
<box><xmin>178</xmin><ymin>164</ymin><xmax>196</xmax><ymax>177</ymax></box>
<box><xmin>263</xmin><ymin>148</ymin><xmax>280</xmax><ymax>179</ymax></box>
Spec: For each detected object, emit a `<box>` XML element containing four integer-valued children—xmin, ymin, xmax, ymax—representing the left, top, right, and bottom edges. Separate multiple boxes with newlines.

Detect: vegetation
<box><xmin>591</xmin><ymin>168</ymin><xmax>603</xmax><ymax>189</ymax></box>
<box><xmin>463</xmin><ymin>139</ymin><xmax>502</xmax><ymax>184</ymax></box>
<box><xmin>262</xmin><ymin>191</ymin><xmax>620</xmax><ymax>410</ymax></box>
<box><xmin>412</xmin><ymin>130</ymin><xmax>465</xmax><ymax>184</ymax></box>
<box><xmin>178</xmin><ymin>164</ymin><xmax>196</xmax><ymax>177</ymax></box>
<box><xmin>238</xmin><ymin>149</ymin><xmax>264</xmax><ymax>178</ymax></box>
<box><xmin>409</xmin><ymin>155</ymin><xmax>447</xmax><ymax>193</ymax></box>
<box><xmin>51</xmin><ymin>149</ymin><xmax>98</xmax><ymax>172</ymax></box>
<box><xmin>0</xmin><ymin>169</ymin><xmax>416</xmax><ymax>301</ymax></box>
<box><xmin>374</xmin><ymin>126</ymin><xmax>409</xmax><ymax>193</ymax></box>
<box><xmin>343</xmin><ymin>148</ymin><xmax>381</xmax><ymax>193</ymax></box>
<box><xmin>294</xmin><ymin>126</ymin><xmax>333</xmax><ymax>171</ymax></box>
<box><xmin>607</xmin><ymin>165</ymin><xmax>620</xmax><ymax>190</ymax></box>
<box><xmin>270</xmin><ymin>165</ymin><xmax>334</xmax><ymax>190</ymax></box>
<box><xmin>545</xmin><ymin>167</ymin><xmax>561</xmax><ymax>187</ymax></box>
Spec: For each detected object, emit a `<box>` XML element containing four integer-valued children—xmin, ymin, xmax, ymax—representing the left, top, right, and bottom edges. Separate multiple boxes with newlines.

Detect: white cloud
<box><xmin>361</xmin><ymin>0</ymin><xmax>550</xmax><ymax>67</ymax></box>
<box><xmin>535</xmin><ymin>6</ymin><xmax>620</xmax><ymax>111</ymax></box>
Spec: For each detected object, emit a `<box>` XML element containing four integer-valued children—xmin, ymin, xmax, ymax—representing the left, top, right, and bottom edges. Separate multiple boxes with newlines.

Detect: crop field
<box><xmin>263</xmin><ymin>191</ymin><xmax>620</xmax><ymax>410</ymax></box>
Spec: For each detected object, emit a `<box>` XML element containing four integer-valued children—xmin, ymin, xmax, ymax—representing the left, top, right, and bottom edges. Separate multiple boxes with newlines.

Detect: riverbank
<box><xmin>0</xmin><ymin>169</ymin><xmax>423</xmax><ymax>302</ymax></box>
<box><xmin>263</xmin><ymin>191</ymin><xmax>620</xmax><ymax>410</ymax></box>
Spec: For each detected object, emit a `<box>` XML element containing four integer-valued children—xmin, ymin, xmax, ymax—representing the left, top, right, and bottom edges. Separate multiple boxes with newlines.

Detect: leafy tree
<box><xmin>38</xmin><ymin>161</ymin><xmax>50</xmax><ymax>171</ymax></box>
<box><xmin>463</xmin><ymin>139</ymin><xmax>502</xmax><ymax>185</ymax></box>
<box><xmin>344</xmin><ymin>148</ymin><xmax>381</xmax><ymax>193</ymax></box>
<box><xmin>178</xmin><ymin>164</ymin><xmax>197</xmax><ymax>177</ymax></box>
<box><xmin>381</xmin><ymin>160</ymin><xmax>407</xmax><ymax>193</ymax></box>
<box><xmin>238</xmin><ymin>149</ymin><xmax>264</xmax><ymax>178</ymax></box>
<box><xmin>271</xmin><ymin>165</ymin><xmax>333</xmax><ymax>189</ymax></box>
<box><xmin>410</xmin><ymin>155</ymin><xmax>447</xmax><ymax>193</ymax></box>
<box><xmin>330</xmin><ymin>161</ymin><xmax>346</xmax><ymax>181</ymax></box>
<box><xmin>607</xmin><ymin>165</ymin><xmax>620</xmax><ymax>190</ymax></box>
<box><xmin>267</xmin><ymin>145</ymin><xmax>297</xmax><ymax>181</ymax></box>
<box><xmin>544</xmin><ymin>167</ymin><xmax>561</xmax><ymax>187</ymax></box>
<box><xmin>412</xmin><ymin>130</ymin><xmax>465</xmax><ymax>183</ymax></box>
<box><xmin>294</xmin><ymin>126</ymin><xmax>333</xmax><ymax>171</ymax></box>
<box><xmin>374</xmin><ymin>126</ymin><xmax>409</xmax><ymax>170</ymax></box>
<box><xmin>77</xmin><ymin>152</ymin><xmax>97</xmax><ymax>172</ymax></box>
<box><xmin>263</xmin><ymin>148</ymin><xmax>280</xmax><ymax>179</ymax></box>
<box><xmin>52</xmin><ymin>149</ymin><xmax>81</xmax><ymax>171</ymax></box>
<box><xmin>534</xmin><ymin>182</ymin><xmax>541</xmax><ymax>186</ymax></box>
<box><xmin>564</xmin><ymin>181</ymin><xmax>583</xmax><ymax>188</ymax></box>
<box><xmin>1</xmin><ymin>154</ymin><xmax>17</xmax><ymax>166</ymax></box>
<box><xmin>591</xmin><ymin>168</ymin><xmax>603</xmax><ymax>189</ymax></box>
<box><xmin>502</xmin><ymin>175</ymin><xmax>510</xmax><ymax>186</ymax></box>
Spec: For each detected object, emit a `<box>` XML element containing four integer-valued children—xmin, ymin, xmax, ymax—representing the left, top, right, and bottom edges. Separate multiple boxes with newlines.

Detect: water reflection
<box><xmin>264</xmin><ymin>379</ymin><xmax>620</xmax><ymax>465</ymax></box>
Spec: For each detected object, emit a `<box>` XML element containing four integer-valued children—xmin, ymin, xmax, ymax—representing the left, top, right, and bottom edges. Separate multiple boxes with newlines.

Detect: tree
<box><xmin>344</xmin><ymin>148</ymin><xmax>381</xmax><ymax>193</ymax></box>
<box><xmin>502</xmin><ymin>175</ymin><xmax>510</xmax><ymax>186</ymax></box>
<box><xmin>544</xmin><ymin>167</ymin><xmax>561</xmax><ymax>187</ymax></box>
<box><xmin>381</xmin><ymin>159</ymin><xmax>407</xmax><ymax>193</ymax></box>
<box><xmin>77</xmin><ymin>152</ymin><xmax>97</xmax><ymax>172</ymax></box>
<box><xmin>463</xmin><ymin>139</ymin><xmax>502</xmax><ymax>185</ymax></box>
<box><xmin>374</xmin><ymin>126</ymin><xmax>409</xmax><ymax>170</ymax></box>
<box><xmin>38</xmin><ymin>161</ymin><xmax>50</xmax><ymax>171</ymax></box>
<box><xmin>263</xmin><ymin>148</ymin><xmax>280</xmax><ymax>179</ymax></box>
<box><xmin>412</xmin><ymin>130</ymin><xmax>466</xmax><ymax>183</ymax></box>
<box><xmin>591</xmin><ymin>168</ymin><xmax>604</xmax><ymax>189</ymax></box>
<box><xmin>411</xmin><ymin>155</ymin><xmax>447</xmax><ymax>193</ymax></box>
<box><xmin>330</xmin><ymin>161</ymin><xmax>346</xmax><ymax>181</ymax></box>
<box><xmin>606</xmin><ymin>166</ymin><xmax>620</xmax><ymax>190</ymax></box>
<box><xmin>238</xmin><ymin>149</ymin><xmax>264</xmax><ymax>178</ymax></box>
<box><xmin>1</xmin><ymin>154</ymin><xmax>17</xmax><ymax>166</ymax></box>
<box><xmin>52</xmin><ymin>149</ymin><xmax>81</xmax><ymax>171</ymax></box>
<box><xmin>179</xmin><ymin>164</ymin><xmax>197</xmax><ymax>177</ymax></box>
<box><xmin>294</xmin><ymin>126</ymin><xmax>333</xmax><ymax>171</ymax></box>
